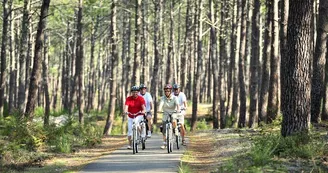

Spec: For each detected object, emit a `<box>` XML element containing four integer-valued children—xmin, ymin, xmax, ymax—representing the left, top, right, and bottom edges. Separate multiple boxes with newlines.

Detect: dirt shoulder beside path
<box><xmin>12</xmin><ymin>135</ymin><xmax>127</xmax><ymax>173</ymax></box>
<box><xmin>182</xmin><ymin>128</ymin><xmax>328</xmax><ymax>173</ymax></box>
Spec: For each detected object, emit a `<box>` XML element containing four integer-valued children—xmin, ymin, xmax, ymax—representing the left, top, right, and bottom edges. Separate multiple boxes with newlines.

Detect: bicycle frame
<box><xmin>128</xmin><ymin>112</ymin><xmax>146</xmax><ymax>154</ymax></box>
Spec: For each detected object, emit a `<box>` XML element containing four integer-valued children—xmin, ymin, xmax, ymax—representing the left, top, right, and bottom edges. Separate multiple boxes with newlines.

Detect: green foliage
<box><xmin>46</xmin><ymin>119</ymin><xmax>103</xmax><ymax>153</ymax></box>
<box><xmin>178</xmin><ymin>162</ymin><xmax>192</xmax><ymax>173</ymax></box>
<box><xmin>219</xmin><ymin>130</ymin><xmax>327</xmax><ymax>172</ymax></box>
<box><xmin>196</xmin><ymin>118</ymin><xmax>211</xmax><ymax>130</ymax></box>
<box><xmin>35</xmin><ymin>107</ymin><xmax>45</xmax><ymax>117</ymax></box>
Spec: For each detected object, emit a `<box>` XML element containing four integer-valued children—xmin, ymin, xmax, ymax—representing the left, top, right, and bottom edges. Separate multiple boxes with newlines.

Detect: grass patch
<box><xmin>178</xmin><ymin>162</ymin><xmax>193</xmax><ymax>173</ymax></box>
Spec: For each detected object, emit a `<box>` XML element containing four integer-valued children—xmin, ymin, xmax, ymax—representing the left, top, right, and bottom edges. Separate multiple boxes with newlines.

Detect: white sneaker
<box><xmin>147</xmin><ymin>131</ymin><xmax>151</xmax><ymax>138</ymax></box>
<box><xmin>160</xmin><ymin>142</ymin><xmax>166</xmax><ymax>149</ymax></box>
<box><xmin>127</xmin><ymin>145</ymin><xmax>131</xmax><ymax>149</ymax></box>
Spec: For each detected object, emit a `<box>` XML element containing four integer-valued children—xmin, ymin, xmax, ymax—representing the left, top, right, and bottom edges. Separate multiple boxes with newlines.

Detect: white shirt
<box><xmin>174</xmin><ymin>92</ymin><xmax>187</xmax><ymax>110</ymax></box>
<box><xmin>139</xmin><ymin>92</ymin><xmax>153</xmax><ymax>112</ymax></box>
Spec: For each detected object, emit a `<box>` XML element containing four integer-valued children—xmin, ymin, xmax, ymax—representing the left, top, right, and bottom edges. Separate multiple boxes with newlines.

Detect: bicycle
<box><xmin>163</xmin><ymin>111</ymin><xmax>181</xmax><ymax>153</ymax></box>
<box><xmin>128</xmin><ymin>112</ymin><xmax>147</xmax><ymax>154</ymax></box>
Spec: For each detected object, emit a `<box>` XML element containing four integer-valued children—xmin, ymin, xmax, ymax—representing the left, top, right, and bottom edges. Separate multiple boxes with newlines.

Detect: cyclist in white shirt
<box><xmin>158</xmin><ymin>84</ymin><xmax>180</xmax><ymax>149</ymax></box>
<box><xmin>173</xmin><ymin>84</ymin><xmax>187</xmax><ymax>145</ymax></box>
<box><xmin>139</xmin><ymin>84</ymin><xmax>153</xmax><ymax>138</ymax></box>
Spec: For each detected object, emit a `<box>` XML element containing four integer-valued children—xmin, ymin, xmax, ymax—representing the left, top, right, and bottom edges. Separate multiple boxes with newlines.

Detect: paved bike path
<box><xmin>80</xmin><ymin>133</ymin><xmax>185</xmax><ymax>173</ymax></box>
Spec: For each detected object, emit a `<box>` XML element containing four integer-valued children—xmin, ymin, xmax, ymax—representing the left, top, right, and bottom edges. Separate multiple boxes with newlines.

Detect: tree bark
<box><xmin>258</xmin><ymin>0</ymin><xmax>272</xmax><ymax>124</ymax></box>
<box><xmin>132</xmin><ymin>0</ymin><xmax>142</xmax><ymax>85</ymax></box>
<box><xmin>75</xmin><ymin>0</ymin><xmax>84</xmax><ymax>124</ymax></box>
<box><xmin>25</xmin><ymin>0</ymin><xmax>51</xmax><ymax>119</ymax></box>
<box><xmin>312</xmin><ymin>0</ymin><xmax>328</xmax><ymax>123</ymax></box>
<box><xmin>18</xmin><ymin>0</ymin><xmax>30</xmax><ymax>114</ymax></box>
<box><xmin>249</xmin><ymin>0</ymin><xmax>260</xmax><ymax>128</ymax></box>
<box><xmin>191</xmin><ymin>0</ymin><xmax>203</xmax><ymax>131</ymax></box>
<box><xmin>267</xmin><ymin>0</ymin><xmax>279</xmax><ymax>123</ymax></box>
<box><xmin>238</xmin><ymin>0</ymin><xmax>247</xmax><ymax>128</ymax></box>
<box><xmin>209</xmin><ymin>0</ymin><xmax>219</xmax><ymax>129</ymax></box>
<box><xmin>0</xmin><ymin>0</ymin><xmax>9</xmax><ymax>117</ymax></box>
<box><xmin>151</xmin><ymin>0</ymin><xmax>163</xmax><ymax>124</ymax></box>
<box><xmin>281</xmin><ymin>0</ymin><xmax>313</xmax><ymax>137</ymax></box>
<box><xmin>43</xmin><ymin>32</ymin><xmax>50</xmax><ymax>126</ymax></box>
<box><xmin>104</xmin><ymin>0</ymin><xmax>118</xmax><ymax>135</ymax></box>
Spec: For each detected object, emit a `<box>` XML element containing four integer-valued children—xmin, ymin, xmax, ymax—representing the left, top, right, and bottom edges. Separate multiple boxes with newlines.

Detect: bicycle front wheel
<box><xmin>132</xmin><ymin>127</ymin><xmax>136</xmax><ymax>154</ymax></box>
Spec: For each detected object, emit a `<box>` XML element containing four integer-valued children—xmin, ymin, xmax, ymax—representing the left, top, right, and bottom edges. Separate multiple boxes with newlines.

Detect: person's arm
<box><xmin>183</xmin><ymin>93</ymin><xmax>187</xmax><ymax>110</ymax></box>
<box><xmin>175</xmin><ymin>97</ymin><xmax>180</xmax><ymax>112</ymax></box>
<box><xmin>158</xmin><ymin>97</ymin><xmax>164</xmax><ymax>112</ymax></box>
<box><xmin>149</xmin><ymin>94</ymin><xmax>153</xmax><ymax>112</ymax></box>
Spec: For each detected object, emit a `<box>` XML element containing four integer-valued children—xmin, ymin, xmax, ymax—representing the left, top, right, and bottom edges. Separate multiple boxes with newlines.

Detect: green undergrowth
<box><xmin>0</xmin><ymin>109</ymin><xmax>104</xmax><ymax>171</ymax></box>
<box><xmin>218</xmin><ymin>127</ymin><xmax>328</xmax><ymax>172</ymax></box>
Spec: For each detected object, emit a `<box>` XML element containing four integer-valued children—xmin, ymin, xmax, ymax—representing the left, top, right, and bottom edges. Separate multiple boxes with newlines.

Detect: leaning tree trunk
<box><xmin>281</xmin><ymin>0</ymin><xmax>313</xmax><ymax>137</ymax></box>
<box><xmin>238</xmin><ymin>0</ymin><xmax>247</xmax><ymax>128</ymax></box>
<box><xmin>25</xmin><ymin>0</ymin><xmax>51</xmax><ymax>119</ymax></box>
<box><xmin>311</xmin><ymin>0</ymin><xmax>328</xmax><ymax>123</ymax></box>
<box><xmin>104</xmin><ymin>0</ymin><xmax>118</xmax><ymax>135</ymax></box>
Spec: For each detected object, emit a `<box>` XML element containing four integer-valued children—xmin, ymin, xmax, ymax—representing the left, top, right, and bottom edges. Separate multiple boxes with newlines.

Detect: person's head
<box><xmin>173</xmin><ymin>84</ymin><xmax>180</xmax><ymax>96</ymax></box>
<box><xmin>139</xmin><ymin>84</ymin><xmax>147</xmax><ymax>95</ymax></box>
<box><xmin>164</xmin><ymin>84</ymin><xmax>173</xmax><ymax>98</ymax></box>
<box><xmin>131</xmin><ymin>85</ymin><xmax>140</xmax><ymax>98</ymax></box>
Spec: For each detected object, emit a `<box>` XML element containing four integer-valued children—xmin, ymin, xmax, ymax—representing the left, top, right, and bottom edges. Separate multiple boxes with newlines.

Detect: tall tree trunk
<box><xmin>258</xmin><ymin>0</ymin><xmax>272</xmax><ymax>124</ymax></box>
<box><xmin>238</xmin><ymin>0</ymin><xmax>247</xmax><ymax>128</ymax></box>
<box><xmin>267</xmin><ymin>0</ymin><xmax>279</xmax><ymax>123</ymax></box>
<box><xmin>166</xmin><ymin>0</ymin><xmax>175</xmax><ymax>84</ymax></box>
<box><xmin>191</xmin><ymin>0</ymin><xmax>203</xmax><ymax>131</ymax></box>
<box><xmin>8</xmin><ymin>1</ymin><xmax>15</xmax><ymax>115</ymax></box>
<box><xmin>0</xmin><ymin>0</ymin><xmax>9</xmax><ymax>117</ymax></box>
<box><xmin>219</xmin><ymin>0</ymin><xmax>227</xmax><ymax>129</ymax></box>
<box><xmin>121</xmin><ymin>0</ymin><xmax>131</xmax><ymax>134</ymax></box>
<box><xmin>43</xmin><ymin>32</ymin><xmax>50</xmax><ymax>126</ymax></box>
<box><xmin>132</xmin><ymin>0</ymin><xmax>142</xmax><ymax>85</ymax></box>
<box><xmin>281</xmin><ymin>0</ymin><xmax>313</xmax><ymax>137</ymax></box>
<box><xmin>87</xmin><ymin>17</ymin><xmax>99</xmax><ymax>112</ymax></box>
<box><xmin>18</xmin><ymin>0</ymin><xmax>30</xmax><ymax>114</ymax></box>
<box><xmin>151</xmin><ymin>0</ymin><xmax>163</xmax><ymax>124</ymax></box>
<box><xmin>226</xmin><ymin>0</ymin><xmax>236</xmax><ymax>119</ymax></box>
<box><xmin>75</xmin><ymin>0</ymin><xmax>84</xmax><ymax>124</ymax></box>
<box><xmin>322</xmin><ymin>39</ymin><xmax>328</xmax><ymax>121</ymax></box>
<box><xmin>104</xmin><ymin>0</ymin><xmax>118</xmax><ymax>135</ymax></box>
<box><xmin>249</xmin><ymin>0</ymin><xmax>260</xmax><ymax>128</ymax></box>
<box><xmin>210</xmin><ymin>0</ymin><xmax>219</xmax><ymax>129</ymax></box>
<box><xmin>181</xmin><ymin>0</ymin><xmax>192</xmax><ymax>93</ymax></box>
<box><xmin>231</xmin><ymin>0</ymin><xmax>241</xmax><ymax>127</ymax></box>
<box><xmin>312</xmin><ymin>0</ymin><xmax>328</xmax><ymax>123</ymax></box>
<box><xmin>25</xmin><ymin>0</ymin><xmax>51</xmax><ymax>119</ymax></box>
